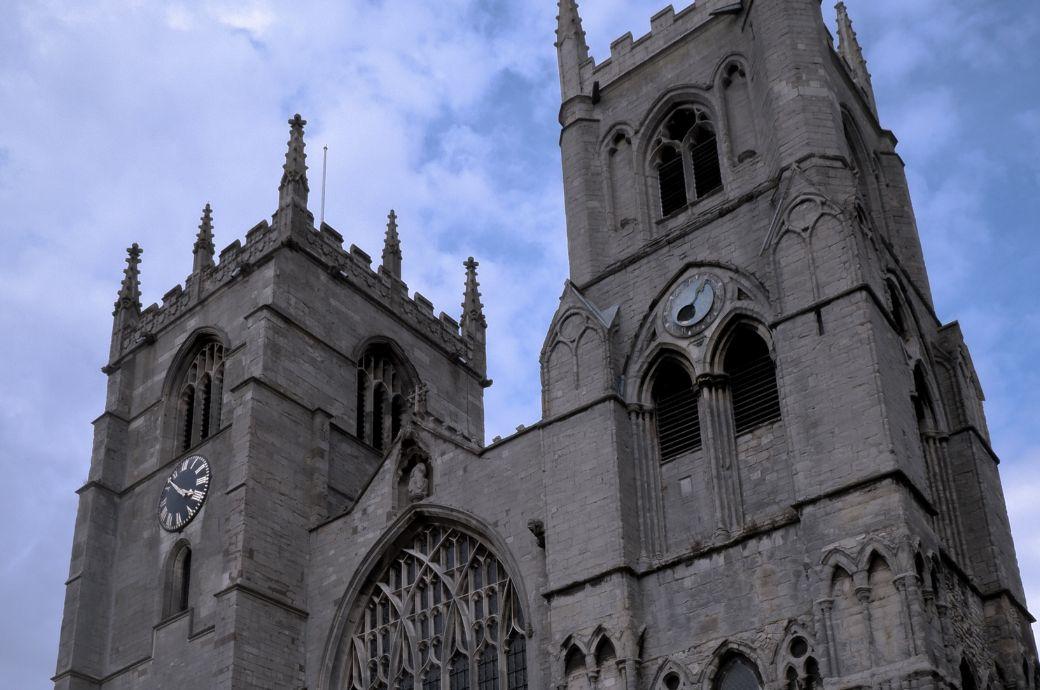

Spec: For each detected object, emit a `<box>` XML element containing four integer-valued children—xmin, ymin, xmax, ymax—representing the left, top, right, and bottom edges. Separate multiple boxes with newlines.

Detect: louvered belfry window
<box><xmin>724</xmin><ymin>327</ymin><xmax>781</xmax><ymax>435</ymax></box>
<box><xmin>652</xmin><ymin>359</ymin><xmax>702</xmax><ymax>461</ymax></box>
<box><xmin>652</xmin><ymin>105</ymin><xmax>724</xmax><ymax>217</ymax></box>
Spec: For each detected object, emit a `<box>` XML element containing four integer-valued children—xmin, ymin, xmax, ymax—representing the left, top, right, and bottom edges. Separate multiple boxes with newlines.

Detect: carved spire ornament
<box><xmin>835</xmin><ymin>2</ymin><xmax>877</xmax><ymax>116</ymax></box>
<box><xmin>555</xmin><ymin>0</ymin><xmax>589</xmax><ymax>100</ymax></box>
<box><xmin>461</xmin><ymin>256</ymin><xmax>488</xmax><ymax>378</ymax></box>
<box><xmin>278</xmin><ymin>113</ymin><xmax>309</xmax><ymax>211</ymax></box>
<box><xmin>114</xmin><ymin>243</ymin><xmax>143</xmax><ymax>315</ymax></box>
<box><xmin>192</xmin><ymin>203</ymin><xmax>215</xmax><ymax>273</ymax></box>
<box><xmin>381</xmin><ymin>209</ymin><xmax>403</xmax><ymax>280</ymax></box>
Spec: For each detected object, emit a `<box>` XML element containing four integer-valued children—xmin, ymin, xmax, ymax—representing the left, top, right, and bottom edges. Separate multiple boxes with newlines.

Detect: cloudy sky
<box><xmin>1</xmin><ymin>0</ymin><xmax>1037</xmax><ymax>686</ymax></box>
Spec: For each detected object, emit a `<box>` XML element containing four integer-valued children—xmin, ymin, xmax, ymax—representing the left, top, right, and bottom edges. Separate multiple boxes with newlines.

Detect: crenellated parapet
<box><xmin>110</xmin><ymin>115</ymin><xmax>482</xmax><ymax>375</ymax></box>
<box><xmin>578</xmin><ymin>0</ymin><xmax>743</xmax><ymax>89</ymax></box>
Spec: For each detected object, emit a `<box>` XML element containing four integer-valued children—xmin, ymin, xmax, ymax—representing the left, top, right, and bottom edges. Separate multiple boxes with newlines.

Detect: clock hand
<box><xmin>167</xmin><ymin>478</ymin><xmax>192</xmax><ymax>497</ymax></box>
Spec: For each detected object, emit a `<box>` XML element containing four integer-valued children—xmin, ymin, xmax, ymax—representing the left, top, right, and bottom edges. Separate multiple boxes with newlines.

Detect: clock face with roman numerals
<box><xmin>158</xmin><ymin>455</ymin><xmax>211</xmax><ymax>532</ymax></box>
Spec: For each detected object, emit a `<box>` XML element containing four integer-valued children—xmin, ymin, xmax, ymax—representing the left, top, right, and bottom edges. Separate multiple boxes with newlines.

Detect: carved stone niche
<box><xmin>395</xmin><ymin>439</ymin><xmax>432</xmax><ymax>510</ymax></box>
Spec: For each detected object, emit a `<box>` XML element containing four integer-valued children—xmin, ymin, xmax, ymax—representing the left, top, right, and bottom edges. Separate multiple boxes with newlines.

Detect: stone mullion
<box><xmin>922</xmin><ymin>433</ymin><xmax>966</xmax><ymax>564</ymax></box>
<box><xmin>630</xmin><ymin>406</ymin><xmax>666</xmax><ymax>558</ymax></box>
<box><xmin>854</xmin><ymin>583</ymin><xmax>877</xmax><ymax>668</ymax></box>
<box><xmin>935</xmin><ymin>435</ymin><xmax>969</xmax><ymax>564</ymax></box>
<box><xmin>894</xmin><ymin>573</ymin><xmax>923</xmax><ymax>657</ymax></box>
<box><xmin>815</xmin><ymin>598</ymin><xmax>839</xmax><ymax>677</ymax></box>
<box><xmin>698</xmin><ymin>373</ymin><xmax>743</xmax><ymax>536</ymax></box>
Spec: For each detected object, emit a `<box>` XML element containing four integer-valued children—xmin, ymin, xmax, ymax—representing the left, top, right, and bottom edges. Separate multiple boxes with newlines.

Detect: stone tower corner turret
<box><xmin>835</xmin><ymin>2</ymin><xmax>877</xmax><ymax>118</ymax></box>
<box><xmin>555</xmin><ymin>0</ymin><xmax>589</xmax><ymax>101</ymax></box>
<box><xmin>192</xmin><ymin>202</ymin><xmax>215</xmax><ymax>274</ymax></box>
<box><xmin>380</xmin><ymin>209</ymin><xmax>403</xmax><ymax>280</ymax></box>
<box><xmin>110</xmin><ymin>243</ymin><xmax>142</xmax><ymax>361</ymax></box>
<box><xmin>461</xmin><ymin>256</ymin><xmax>487</xmax><ymax>379</ymax></box>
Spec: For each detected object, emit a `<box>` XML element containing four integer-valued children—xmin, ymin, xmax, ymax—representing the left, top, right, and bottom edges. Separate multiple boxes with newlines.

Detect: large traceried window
<box><xmin>357</xmin><ymin>345</ymin><xmax>413</xmax><ymax>453</ymax></box>
<box><xmin>177</xmin><ymin>340</ymin><xmax>225</xmax><ymax>453</ymax></box>
<box><xmin>343</xmin><ymin>524</ymin><xmax>528</xmax><ymax>690</ymax></box>
<box><xmin>651</xmin><ymin>105</ymin><xmax>723</xmax><ymax>217</ymax></box>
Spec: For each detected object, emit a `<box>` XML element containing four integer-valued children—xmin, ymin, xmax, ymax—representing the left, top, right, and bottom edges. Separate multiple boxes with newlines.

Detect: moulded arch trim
<box><xmin>559</xmin><ymin>634</ymin><xmax>589</xmax><ymax>656</ymax></box>
<box><xmin>636</xmin><ymin>86</ymin><xmax>721</xmax><ymax>164</ymax></box>
<box><xmin>711</xmin><ymin>52</ymin><xmax>752</xmax><ymax>88</ymax></box>
<box><xmin>600</xmin><ymin>121</ymin><xmax>637</xmax><ymax>149</ymax></box>
<box><xmin>700</xmin><ymin>640</ymin><xmax>770</xmax><ymax>687</ymax></box>
<box><xmin>820</xmin><ymin>548</ymin><xmax>858</xmax><ymax>575</ymax></box>
<box><xmin>588</xmin><ymin>626</ymin><xmax>616</xmax><ymax>661</ymax></box>
<box><xmin>634</xmin><ymin>344</ymin><xmax>699</xmax><ymax>404</ymax></box>
<box><xmin>353</xmin><ymin>335</ymin><xmax>420</xmax><ymax>385</ymax></box>
<box><xmin>621</xmin><ymin>261</ymin><xmax>772</xmax><ymax>393</ymax></box>
<box><xmin>706</xmin><ymin>311</ymin><xmax>775</xmax><ymax>374</ymax></box>
<box><xmin>160</xmin><ymin>537</ymin><xmax>193</xmax><ymax>617</ymax></box>
<box><xmin>840</xmin><ymin>106</ymin><xmax>877</xmax><ymax>176</ymax></box>
<box><xmin>771</xmin><ymin>621</ymin><xmax>817</xmax><ymax>666</ymax></box>
<box><xmin>650</xmin><ymin>659</ymin><xmax>693</xmax><ymax>689</ymax></box>
<box><xmin>540</xmin><ymin>300</ymin><xmax>610</xmax><ymax>365</ymax></box>
<box><xmin>318</xmin><ymin>503</ymin><xmax>534</xmax><ymax>690</ymax></box>
<box><xmin>857</xmin><ymin>541</ymin><xmax>901</xmax><ymax>574</ymax></box>
<box><xmin>161</xmin><ymin>326</ymin><xmax>231</xmax><ymax>400</ymax></box>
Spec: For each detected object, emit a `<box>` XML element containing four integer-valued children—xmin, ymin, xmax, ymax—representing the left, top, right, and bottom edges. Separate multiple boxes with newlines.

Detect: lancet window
<box><xmin>162</xmin><ymin>542</ymin><xmax>192</xmax><ymax>619</ymax></box>
<box><xmin>650</xmin><ymin>358</ymin><xmax>702</xmax><ymax>460</ymax></box>
<box><xmin>343</xmin><ymin>524</ymin><xmax>528</xmax><ymax>690</ymax></box>
<box><xmin>723</xmin><ymin>327</ymin><xmax>781</xmax><ymax>435</ymax></box>
<box><xmin>357</xmin><ymin>345</ymin><xmax>412</xmax><ymax>453</ymax></box>
<box><xmin>177</xmin><ymin>341</ymin><xmax>225</xmax><ymax>453</ymax></box>
<box><xmin>651</xmin><ymin>105</ymin><xmax>723</xmax><ymax>217</ymax></box>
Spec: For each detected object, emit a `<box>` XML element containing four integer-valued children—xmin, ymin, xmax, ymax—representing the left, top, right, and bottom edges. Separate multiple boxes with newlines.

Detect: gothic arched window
<box><xmin>356</xmin><ymin>344</ymin><xmax>413</xmax><ymax>453</ymax></box>
<box><xmin>177</xmin><ymin>340</ymin><xmax>225</xmax><ymax>453</ymax></box>
<box><xmin>715</xmin><ymin>655</ymin><xmax>762</xmax><ymax>690</ymax></box>
<box><xmin>162</xmin><ymin>542</ymin><xmax>192</xmax><ymax>619</ymax></box>
<box><xmin>723</xmin><ymin>326</ymin><xmax>781</xmax><ymax>435</ymax></box>
<box><xmin>342</xmin><ymin>524</ymin><xmax>528</xmax><ymax>690</ymax></box>
<box><xmin>650</xmin><ymin>358</ymin><xmax>701</xmax><ymax>460</ymax></box>
<box><xmin>651</xmin><ymin>105</ymin><xmax>723</xmax><ymax>217</ymax></box>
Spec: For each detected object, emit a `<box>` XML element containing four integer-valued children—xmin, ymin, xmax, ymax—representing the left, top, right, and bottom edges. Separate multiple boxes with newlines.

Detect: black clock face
<box><xmin>158</xmin><ymin>455</ymin><xmax>211</xmax><ymax>532</ymax></box>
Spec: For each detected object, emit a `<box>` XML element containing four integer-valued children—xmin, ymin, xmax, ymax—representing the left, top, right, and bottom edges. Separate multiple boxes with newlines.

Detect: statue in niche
<box><xmin>407</xmin><ymin>462</ymin><xmax>429</xmax><ymax>502</ymax></box>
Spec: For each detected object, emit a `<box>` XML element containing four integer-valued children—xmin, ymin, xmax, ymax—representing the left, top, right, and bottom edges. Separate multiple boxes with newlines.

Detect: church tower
<box><xmin>541</xmin><ymin>0</ymin><xmax>1036</xmax><ymax>687</ymax></box>
<box><xmin>55</xmin><ymin>2</ymin><xmax>1036</xmax><ymax>689</ymax></box>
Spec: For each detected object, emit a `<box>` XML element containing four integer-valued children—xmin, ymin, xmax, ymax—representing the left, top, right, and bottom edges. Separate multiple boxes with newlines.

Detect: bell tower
<box><xmin>541</xmin><ymin>0</ymin><xmax>1036</xmax><ymax>686</ymax></box>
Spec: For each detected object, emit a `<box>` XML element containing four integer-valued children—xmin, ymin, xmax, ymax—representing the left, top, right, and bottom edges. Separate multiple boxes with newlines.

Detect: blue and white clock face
<box><xmin>663</xmin><ymin>274</ymin><xmax>723</xmax><ymax>337</ymax></box>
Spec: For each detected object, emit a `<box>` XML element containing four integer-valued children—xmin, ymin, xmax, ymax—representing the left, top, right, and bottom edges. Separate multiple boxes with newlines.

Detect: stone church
<box><xmin>54</xmin><ymin>1</ymin><xmax>1038</xmax><ymax>688</ymax></box>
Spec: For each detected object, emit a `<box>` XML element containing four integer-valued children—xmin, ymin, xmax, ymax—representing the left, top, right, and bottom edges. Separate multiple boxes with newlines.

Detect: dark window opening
<box><xmin>177</xmin><ymin>548</ymin><xmax>191</xmax><ymax>612</ymax></box>
<box><xmin>886</xmin><ymin>280</ymin><xmax>908</xmax><ymax>337</ymax></box>
<box><xmin>690</xmin><ymin>125</ymin><xmax>723</xmax><ymax>197</ymax></box>
<box><xmin>372</xmin><ymin>384</ymin><xmax>387</xmax><ymax>452</ymax></box>
<box><xmin>506</xmin><ymin>635</ymin><xmax>527</xmax><ymax>690</ymax></box>
<box><xmin>180</xmin><ymin>386</ymin><xmax>195</xmax><ymax>452</ymax></box>
<box><xmin>392</xmin><ymin>394</ymin><xmax>405</xmax><ymax>443</ymax></box>
<box><xmin>664</xmin><ymin>673</ymin><xmax>682</xmax><ymax>690</ymax></box>
<box><xmin>356</xmin><ymin>369</ymin><xmax>368</xmax><ymax>440</ymax></box>
<box><xmin>716</xmin><ymin>655</ymin><xmax>762</xmax><ymax>690</ymax></box>
<box><xmin>960</xmin><ymin>660</ymin><xmax>978</xmax><ymax>690</ymax></box>
<box><xmin>199</xmin><ymin>375</ymin><xmax>212</xmax><ymax>440</ymax></box>
<box><xmin>423</xmin><ymin>669</ymin><xmax>441</xmax><ymax>690</ymax></box>
<box><xmin>478</xmin><ymin>646</ymin><xmax>499</xmax><ymax>690</ymax></box>
<box><xmin>651</xmin><ymin>359</ymin><xmax>702</xmax><ymax>461</ymax></box>
<box><xmin>450</xmin><ymin>652</ymin><xmax>469</xmax><ymax>690</ymax></box>
<box><xmin>658</xmin><ymin>146</ymin><xmax>687</xmax><ymax>216</ymax></box>
<box><xmin>724</xmin><ymin>327</ymin><xmax>781</xmax><ymax>435</ymax></box>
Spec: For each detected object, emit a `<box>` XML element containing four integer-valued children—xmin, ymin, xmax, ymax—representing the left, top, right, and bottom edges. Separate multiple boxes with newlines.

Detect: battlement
<box><xmin>581</xmin><ymin>0</ymin><xmax>739</xmax><ymax>87</ymax></box>
<box><xmin>117</xmin><ymin>213</ymin><xmax>474</xmax><ymax>365</ymax></box>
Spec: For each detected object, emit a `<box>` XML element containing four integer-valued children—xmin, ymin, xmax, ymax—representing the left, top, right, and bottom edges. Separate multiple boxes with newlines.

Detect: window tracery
<box><xmin>177</xmin><ymin>340</ymin><xmax>224</xmax><ymax>453</ymax></box>
<box><xmin>357</xmin><ymin>345</ymin><xmax>412</xmax><ymax>453</ymax></box>
<box><xmin>715</xmin><ymin>655</ymin><xmax>762</xmax><ymax>690</ymax></box>
<box><xmin>343</xmin><ymin>524</ymin><xmax>528</xmax><ymax>690</ymax></box>
<box><xmin>723</xmin><ymin>326</ymin><xmax>781</xmax><ymax>435</ymax></box>
<box><xmin>651</xmin><ymin>106</ymin><xmax>723</xmax><ymax>217</ymax></box>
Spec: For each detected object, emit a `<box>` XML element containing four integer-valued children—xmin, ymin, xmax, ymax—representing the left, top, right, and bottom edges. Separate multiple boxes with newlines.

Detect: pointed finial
<box><xmin>835</xmin><ymin>2</ymin><xmax>877</xmax><ymax>116</ymax></box>
<box><xmin>461</xmin><ymin>256</ymin><xmax>486</xmax><ymax>333</ymax></box>
<box><xmin>279</xmin><ymin>113</ymin><xmax>309</xmax><ymax>210</ymax></box>
<box><xmin>193</xmin><ymin>203</ymin><xmax>215</xmax><ymax>273</ymax></box>
<box><xmin>556</xmin><ymin>0</ymin><xmax>590</xmax><ymax>100</ymax></box>
<box><xmin>381</xmin><ymin>209</ymin><xmax>403</xmax><ymax>280</ymax></box>
<box><xmin>114</xmin><ymin>243</ymin><xmax>143</xmax><ymax>315</ymax></box>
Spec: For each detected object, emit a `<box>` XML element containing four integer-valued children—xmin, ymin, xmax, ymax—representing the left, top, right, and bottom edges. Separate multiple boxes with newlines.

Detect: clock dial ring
<box><xmin>663</xmin><ymin>273</ymin><xmax>724</xmax><ymax>338</ymax></box>
<box><xmin>157</xmin><ymin>455</ymin><xmax>211</xmax><ymax>532</ymax></box>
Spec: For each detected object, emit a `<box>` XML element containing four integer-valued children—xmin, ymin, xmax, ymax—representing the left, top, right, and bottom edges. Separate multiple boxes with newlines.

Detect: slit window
<box><xmin>724</xmin><ymin>327</ymin><xmax>781</xmax><ymax>435</ymax></box>
<box><xmin>651</xmin><ymin>359</ymin><xmax>702</xmax><ymax>460</ymax></box>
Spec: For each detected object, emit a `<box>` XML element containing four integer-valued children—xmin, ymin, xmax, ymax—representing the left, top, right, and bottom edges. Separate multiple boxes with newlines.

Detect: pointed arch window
<box><xmin>715</xmin><ymin>655</ymin><xmax>762</xmax><ymax>690</ymax></box>
<box><xmin>356</xmin><ymin>344</ymin><xmax>414</xmax><ymax>453</ymax></box>
<box><xmin>341</xmin><ymin>524</ymin><xmax>528</xmax><ymax>689</ymax></box>
<box><xmin>177</xmin><ymin>340</ymin><xmax>225</xmax><ymax>453</ymax></box>
<box><xmin>723</xmin><ymin>327</ymin><xmax>781</xmax><ymax>435</ymax></box>
<box><xmin>651</xmin><ymin>105</ymin><xmax>723</xmax><ymax>217</ymax></box>
<box><xmin>650</xmin><ymin>358</ymin><xmax>701</xmax><ymax>460</ymax></box>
